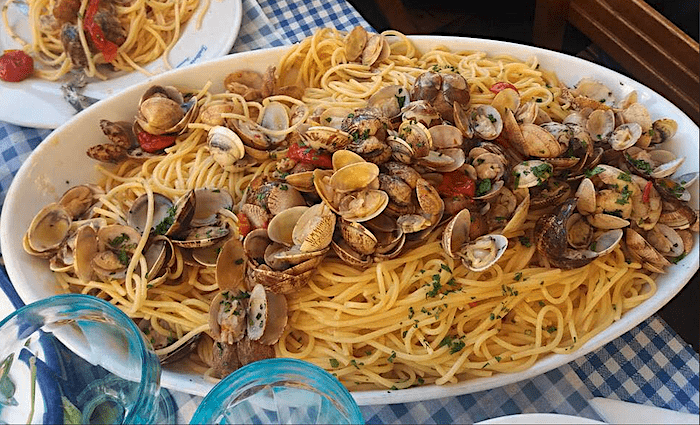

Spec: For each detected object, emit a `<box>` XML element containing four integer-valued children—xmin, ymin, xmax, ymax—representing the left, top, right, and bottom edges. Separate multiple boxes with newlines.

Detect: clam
<box><xmin>171</xmin><ymin>225</ymin><xmax>229</xmax><ymax>249</ymax></box>
<box><xmin>135</xmin><ymin>85</ymin><xmax>198</xmax><ymax>135</ymax></box>
<box><xmin>190</xmin><ymin>188</ymin><xmax>233</xmax><ymax>227</ymax></box>
<box><xmin>300</xmin><ymin>126</ymin><xmax>352</xmax><ymax>152</ymax></box>
<box><xmin>73</xmin><ymin>225</ymin><xmax>99</xmax><ymax>282</ymax></box>
<box><xmin>208</xmin><ymin>126</ymin><xmax>245</xmax><ymax>167</ymax></box>
<box><xmin>209</xmin><ymin>290</ymin><xmax>247</xmax><ymax>345</ymax></box>
<box><xmin>512</xmin><ymin>160</ymin><xmax>553</xmax><ymax>189</ymax></box>
<box><xmin>237</xmin><ymin>336</ymin><xmax>275</xmax><ymax>366</ymax></box>
<box><xmin>216</xmin><ymin>237</ymin><xmax>247</xmax><ymax>291</ymax></box>
<box><xmin>403</xmin><ymin>100</ymin><xmax>442</xmax><ymax>128</ymax></box>
<box><xmin>267</xmin><ymin>206</ymin><xmax>309</xmax><ymax>246</ymax></box>
<box><xmin>441</xmin><ymin>208</ymin><xmax>471</xmax><ymax>258</ymax></box>
<box><xmin>25</xmin><ymin>203</ymin><xmax>72</xmax><ymax>254</ymax></box>
<box><xmin>127</xmin><ymin>192</ymin><xmax>176</xmax><ymax>235</ymax></box>
<box><xmin>329</xmin><ymin>161</ymin><xmax>380</xmax><ymax>193</ymax></box>
<box><xmin>398</xmin><ymin>120</ymin><xmax>432</xmax><ymax>158</ymax></box>
<box><xmin>625</xmin><ymin>228</ymin><xmax>672</xmax><ymax>271</ymax></box>
<box><xmin>650</xmin><ymin>118</ymin><xmax>678</xmax><ymax>145</ymax></box>
<box><xmin>337</xmin><ymin>189</ymin><xmax>389</xmax><ymax>222</ymax></box>
<box><xmin>368</xmin><ymin>85</ymin><xmax>410</xmax><ymax>120</ymax></box>
<box><xmin>468</xmin><ymin>105</ymin><xmax>503</xmax><ymax>140</ymax></box>
<box><xmin>571</xmin><ymin>78</ymin><xmax>616</xmax><ymax>105</ymax></box>
<box><xmin>586</xmin><ymin>109</ymin><xmax>615</xmax><ymax>142</ymax></box>
<box><xmin>535</xmin><ymin>199</ymin><xmax>622</xmax><ymax>269</ymax></box>
<box><xmin>608</xmin><ymin>122</ymin><xmax>642</xmax><ymax>150</ymax></box>
<box><xmin>458</xmin><ymin>234</ymin><xmax>508</xmax><ymax>272</ymax></box>
<box><xmin>246</xmin><ymin>283</ymin><xmax>288</xmax><ymax>345</ymax></box>
<box><xmin>645</xmin><ymin>224</ymin><xmax>685</xmax><ymax>258</ymax></box>
<box><xmin>345</xmin><ymin>26</ymin><xmax>368</xmax><ymax>62</ymax></box>
<box><xmin>291</xmin><ymin>202</ymin><xmax>336</xmax><ymax>252</ymax></box>
<box><xmin>224</xmin><ymin>70</ymin><xmax>264</xmax><ymax>100</ymax></box>
<box><xmin>59</xmin><ymin>184</ymin><xmax>103</xmax><ymax>219</ymax></box>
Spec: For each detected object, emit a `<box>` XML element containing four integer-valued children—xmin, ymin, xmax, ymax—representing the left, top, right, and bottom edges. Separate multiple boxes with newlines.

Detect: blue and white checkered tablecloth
<box><xmin>0</xmin><ymin>0</ymin><xmax>698</xmax><ymax>423</ymax></box>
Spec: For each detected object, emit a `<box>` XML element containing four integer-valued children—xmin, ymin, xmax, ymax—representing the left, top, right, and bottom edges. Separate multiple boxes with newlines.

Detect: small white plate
<box><xmin>0</xmin><ymin>0</ymin><xmax>242</xmax><ymax>129</ymax></box>
<box><xmin>476</xmin><ymin>413</ymin><xmax>604</xmax><ymax>424</ymax></box>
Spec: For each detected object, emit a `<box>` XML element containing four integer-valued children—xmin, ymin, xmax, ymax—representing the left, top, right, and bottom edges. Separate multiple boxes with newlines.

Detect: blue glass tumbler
<box><xmin>0</xmin><ymin>294</ymin><xmax>175</xmax><ymax>424</ymax></box>
<box><xmin>191</xmin><ymin>358</ymin><xmax>363</xmax><ymax>424</ymax></box>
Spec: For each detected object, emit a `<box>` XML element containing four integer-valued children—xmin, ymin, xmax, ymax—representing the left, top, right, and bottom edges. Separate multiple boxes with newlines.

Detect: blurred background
<box><xmin>348</xmin><ymin>0</ymin><xmax>700</xmax><ymax>351</ymax></box>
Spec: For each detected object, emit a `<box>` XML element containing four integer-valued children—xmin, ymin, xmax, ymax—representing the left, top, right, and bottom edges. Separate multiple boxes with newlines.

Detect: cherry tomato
<box><xmin>489</xmin><ymin>82</ymin><xmax>519</xmax><ymax>94</ymax></box>
<box><xmin>0</xmin><ymin>50</ymin><xmax>34</xmax><ymax>82</ymax></box>
<box><xmin>642</xmin><ymin>180</ymin><xmax>653</xmax><ymax>203</ymax></box>
<box><xmin>436</xmin><ymin>170</ymin><xmax>476</xmax><ymax>198</ymax></box>
<box><xmin>84</xmin><ymin>0</ymin><xmax>119</xmax><ymax>62</ymax></box>
<box><xmin>287</xmin><ymin>142</ymin><xmax>332</xmax><ymax>168</ymax></box>
<box><xmin>236</xmin><ymin>213</ymin><xmax>251</xmax><ymax>237</ymax></box>
<box><xmin>136</xmin><ymin>131</ymin><xmax>176</xmax><ymax>153</ymax></box>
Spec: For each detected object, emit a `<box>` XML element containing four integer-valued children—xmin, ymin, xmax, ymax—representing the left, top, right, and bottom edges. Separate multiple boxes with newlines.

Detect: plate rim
<box><xmin>1</xmin><ymin>34</ymin><xmax>697</xmax><ymax>405</ymax></box>
<box><xmin>0</xmin><ymin>0</ymin><xmax>243</xmax><ymax>129</ymax></box>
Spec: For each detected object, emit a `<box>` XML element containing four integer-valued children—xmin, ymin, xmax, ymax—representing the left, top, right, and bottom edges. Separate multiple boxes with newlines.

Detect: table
<box><xmin>1</xmin><ymin>0</ymin><xmax>698</xmax><ymax>423</ymax></box>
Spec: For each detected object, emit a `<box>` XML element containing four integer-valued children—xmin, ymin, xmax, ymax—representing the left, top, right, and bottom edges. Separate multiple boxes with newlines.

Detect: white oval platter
<box><xmin>1</xmin><ymin>36</ymin><xmax>697</xmax><ymax>405</ymax></box>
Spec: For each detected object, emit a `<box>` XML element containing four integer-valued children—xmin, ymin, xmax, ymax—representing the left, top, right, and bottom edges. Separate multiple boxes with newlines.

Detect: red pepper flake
<box><xmin>642</xmin><ymin>180</ymin><xmax>652</xmax><ymax>203</ymax></box>
<box><xmin>84</xmin><ymin>0</ymin><xmax>119</xmax><ymax>62</ymax></box>
<box><xmin>0</xmin><ymin>50</ymin><xmax>34</xmax><ymax>82</ymax></box>
<box><xmin>489</xmin><ymin>82</ymin><xmax>519</xmax><ymax>94</ymax></box>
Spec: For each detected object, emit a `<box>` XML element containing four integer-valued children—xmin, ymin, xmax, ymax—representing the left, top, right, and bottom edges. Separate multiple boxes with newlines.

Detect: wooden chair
<box><xmin>533</xmin><ymin>0</ymin><xmax>700</xmax><ymax>124</ymax></box>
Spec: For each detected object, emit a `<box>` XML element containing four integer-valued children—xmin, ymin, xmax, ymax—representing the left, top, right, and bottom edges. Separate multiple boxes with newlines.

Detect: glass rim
<box><xmin>191</xmin><ymin>357</ymin><xmax>363</xmax><ymax>424</ymax></box>
<box><xmin>0</xmin><ymin>293</ymin><xmax>160</xmax><ymax>423</ymax></box>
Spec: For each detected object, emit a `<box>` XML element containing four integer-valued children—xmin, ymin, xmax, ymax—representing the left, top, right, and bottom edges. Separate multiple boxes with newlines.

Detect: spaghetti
<box><xmin>26</xmin><ymin>28</ymin><xmax>691</xmax><ymax>390</ymax></box>
<box><xmin>2</xmin><ymin>0</ymin><xmax>207</xmax><ymax>81</ymax></box>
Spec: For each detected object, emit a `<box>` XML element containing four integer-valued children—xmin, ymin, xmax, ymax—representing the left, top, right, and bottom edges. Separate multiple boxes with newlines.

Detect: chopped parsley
<box><xmin>585</xmin><ymin>166</ymin><xmax>604</xmax><ymax>178</ymax></box>
<box><xmin>438</xmin><ymin>335</ymin><xmax>466</xmax><ymax>354</ymax></box>
<box><xmin>108</xmin><ymin>233</ymin><xmax>130</xmax><ymax>247</ymax></box>
<box><xmin>154</xmin><ymin>205</ymin><xmax>177</xmax><ymax>235</ymax></box>
<box><xmin>475</xmin><ymin>179</ymin><xmax>492</xmax><ymax>197</ymax></box>
<box><xmin>616</xmin><ymin>185</ymin><xmax>633</xmax><ymax>205</ymax></box>
<box><xmin>329</xmin><ymin>358</ymin><xmax>339</xmax><ymax>368</ymax></box>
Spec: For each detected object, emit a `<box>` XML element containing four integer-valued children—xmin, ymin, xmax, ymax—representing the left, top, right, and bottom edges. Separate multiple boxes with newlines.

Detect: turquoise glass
<box><xmin>191</xmin><ymin>358</ymin><xmax>363</xmax><ymax>424</ymax></box>
<box><xmin>0</xmin><ymin>294</ymin><xmax>174</xmax><ymax>424</ymax></box>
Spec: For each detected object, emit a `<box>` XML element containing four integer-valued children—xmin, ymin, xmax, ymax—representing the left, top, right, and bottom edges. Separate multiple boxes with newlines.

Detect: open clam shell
<box><xmin>209</xmin><ymin>290</ymin><xmax>247</xmax><ymax>344</ymax></box>
<box><xmin>26</xmin><ymin>203</ymin><xmax>72</xmax><ymax>254</ymax></box>
<box><xmin>457</xmin><ymin>234</ymin><xmax>508</xmax><ymax>272</ymax></box>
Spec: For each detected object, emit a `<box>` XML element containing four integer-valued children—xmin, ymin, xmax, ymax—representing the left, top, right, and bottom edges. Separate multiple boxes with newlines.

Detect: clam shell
<box><xmin>26</xmin><ymin>203</ymin><xmax>72</xmax><ymax>254</ymax></box>
<box><xmin>441</xmin><ymin>208</ymin><xmax>471</xmax><ymax>258</ymax></box>
<box><xmin>330</xmin><ymin>161</ymin><xmax>380</xmax><ymax>193</ymax></box>
<box><xmin>268</xmin><ymin>206</ymin><xmax>309</xmax><ymax>247</ymax></box>
<box><xmin>458</xmin><ymin>234</ymin><xmax>508</xmax><ymax>272</ymax></box>
<box><xmin>292</xmin><ymin>203</ymin><xmax>336</xmax><ymax>252</ymax></box>
<box><xmin>216</xmin><ymin>237</ymin><xmax>247</xmax><ymax>291</ymax></box>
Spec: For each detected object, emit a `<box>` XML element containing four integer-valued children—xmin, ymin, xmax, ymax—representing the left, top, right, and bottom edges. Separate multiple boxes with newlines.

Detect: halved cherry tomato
<box><xmin>287</xmin><ymin>142</ymin><xmax>332</xmax><ymax>168</ymax></box>
<box><xmin>489</xmin><ymin>82</ymin><xmax>519</xmax><ymax>94</ymax></box>
<box><xmin>436</xmin><ymin>170</ymin><xmax>476</xmax><ymax>198</ymax></box>
<box><xmin>136</xmin><ymin>131</ymin><xmax>176</xmax><ymax>153</ymax></box>
<box><xmin>0</xmin><ymin>50</ymin><xmax>33</xmax><ymax>82</ymax></box>
<box><xmin>236</xmin><ymin>213</ymin><xmax>251</xmax><ymax>237</ymax></box>
<box><xmin>642</xmin><ymin>180</ymin><xmax>653</xmax><ymax>203</ymax></box>
<box><xmin>84</xmin><ymin>0</ymin><xmax>119</xmax><ymax>62</ymax></box>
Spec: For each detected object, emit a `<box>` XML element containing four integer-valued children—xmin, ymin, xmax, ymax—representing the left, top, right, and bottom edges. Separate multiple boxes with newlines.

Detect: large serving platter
<box><xmin>0</xmin><ymin>0</ymin><xmax>242</xmax><ymax>129</ymax></box>
<box><xmin>1</xmin><ymin>36</ymin><xmax>697</xmax><ymax>405</ymax></box>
